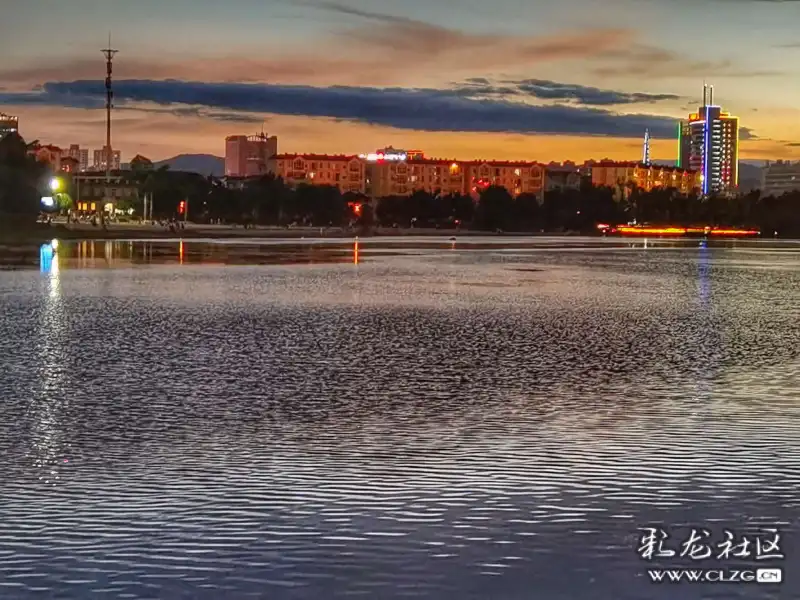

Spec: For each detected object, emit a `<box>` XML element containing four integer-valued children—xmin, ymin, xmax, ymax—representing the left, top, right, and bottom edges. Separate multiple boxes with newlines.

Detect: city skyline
<box><xmin>3</xmin><ymin>0</ymin><xmax>800</xmax><ymax>162</ymax></box>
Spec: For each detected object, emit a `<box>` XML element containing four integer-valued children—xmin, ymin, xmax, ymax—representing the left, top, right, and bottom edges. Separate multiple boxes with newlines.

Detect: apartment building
<box><xmin>93</xmin><ymin>146</ymin><xmax>122</xmax><ymax>171</ymax></box>
<box><xmin>761</xmin><ymin>160</ymin><xmax>800</xmax><ymax>196</ymax></box>
<box><xmin>268</xmin><ymin>153</ymin><xmax>366</xmax><ymax>194</ymax></box>
<box><xmin>591</xmin><ymin>162</ymin><xmax>702</xmax><ymax>195</ymax></box>
<box><xmin>225</xmin><ymin>133</ymin><xmax>278</xmax><ymax>177</ymax></box>
<box><xmin>65</xmin><ymin>144</ymin><xmax>90</xmax><ymax>171</ymax></box>
<box><xmin>367</xmin><ymin>157</ymin><xmax>545</xmax><ymax>198</ymax></box>
<box><xmin>1</xmin><ymin>112</ymin><xmax>18</xmax><ymax>138</ymax></box>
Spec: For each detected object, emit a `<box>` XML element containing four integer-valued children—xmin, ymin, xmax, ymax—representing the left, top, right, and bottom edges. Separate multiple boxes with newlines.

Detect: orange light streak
<box><xmin>617</xmin><ymin>226</ymin><xmax>686</xmax><ymax>235</ymax></box>
<box><xmin>708</xmin><ymin>228</ymin><xmax>758</xmax><ymax>235</ymax></box>
<box><xmin>616</xmin><ymin>226</ymin><xmax>759</xmax><ymax>236</ymax></box>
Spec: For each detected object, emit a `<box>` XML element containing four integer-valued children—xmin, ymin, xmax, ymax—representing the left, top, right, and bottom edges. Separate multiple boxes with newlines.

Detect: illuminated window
<box><xmin>90</xmin><ymin>202</ymin><xmax>96</xmax><ymax>211</ymax></box>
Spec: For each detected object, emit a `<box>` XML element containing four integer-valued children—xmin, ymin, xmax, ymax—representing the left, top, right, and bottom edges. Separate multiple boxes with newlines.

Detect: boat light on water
<box><xmin>703</xmin><ymin>228</ymin><xmax>759</xmax><ymax>236</ymax></box>
<box><xmin>615</xmin><ymin>225</ymin><xmax>759</xmax><ymax>237</ymax></box>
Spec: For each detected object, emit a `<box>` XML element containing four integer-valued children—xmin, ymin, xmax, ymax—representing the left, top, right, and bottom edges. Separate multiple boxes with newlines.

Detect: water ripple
<box><xmin>0</xmin><ymin>240</ymin><xmax>798</xmax><ymax>599</ymax></box>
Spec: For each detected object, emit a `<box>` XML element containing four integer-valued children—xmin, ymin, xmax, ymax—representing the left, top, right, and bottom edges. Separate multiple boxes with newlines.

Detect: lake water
<box><xmin>1</xmin><ymin>237</ymin><xmax>798</xmax><ymax>599</ymax></box>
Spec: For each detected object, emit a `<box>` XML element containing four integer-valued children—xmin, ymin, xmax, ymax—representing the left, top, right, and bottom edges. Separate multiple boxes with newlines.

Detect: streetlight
<box><xmin>49</xmin><ymin>177</ymin><xmax>62</xmax><ymax>192</ymax></box>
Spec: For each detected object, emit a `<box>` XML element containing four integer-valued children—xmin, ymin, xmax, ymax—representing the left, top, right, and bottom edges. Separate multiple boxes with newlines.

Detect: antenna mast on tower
<box><xmin>642</xmin><ymin>129</ymin><xmax>651</xmax><ymax>166</ymax></box>
<box><xmin>102</xmin><ymin>34</ymin><xmax>118</xmax><ymax>223</ymax></box>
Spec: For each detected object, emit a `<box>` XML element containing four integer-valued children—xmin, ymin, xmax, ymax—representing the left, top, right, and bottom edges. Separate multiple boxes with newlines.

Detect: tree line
<box><xmin>101</xmin><ymin>168</ymin><xmax>800</xmax><ymax>236</ymax></box>
<box><xmin>2</xmin><ymin>131</ymin><xmax>800</xmax><ymax>235</ymax></box>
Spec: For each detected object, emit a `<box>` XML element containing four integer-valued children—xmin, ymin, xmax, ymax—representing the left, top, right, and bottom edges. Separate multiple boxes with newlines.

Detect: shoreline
<box><xmin>2</xmin><ymin>223</ymin><xmax>793</xmax><ymax>245</ymax></box>
<box><xmin>2</xmin><ymin>223</ymin><xmax>583</xmax><ymax>244</ymax></box>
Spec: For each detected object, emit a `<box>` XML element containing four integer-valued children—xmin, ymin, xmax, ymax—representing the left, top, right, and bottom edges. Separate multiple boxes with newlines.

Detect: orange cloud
<box><xmin>1</xmin><ymin>6</ymin><xmax>635</xmax><ymax>89</ymax></box>
<box><xmin>590</xmin><ymin>46</ymin><xmax>780</xmax><ymax>80</ymax></box>
<box><xmin>4</xmin><ymin>3</ymin><xmax>765</xmax><ymax>97</ymax></box>
<box><xmin>323</xmin><ymin>2</ymin><xmax>632</xmax><ymax>69</ymax></box>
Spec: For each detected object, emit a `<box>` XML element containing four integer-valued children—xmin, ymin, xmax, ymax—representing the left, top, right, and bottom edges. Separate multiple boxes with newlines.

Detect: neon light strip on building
<box><xmin>703</xmin><ymin>110</ymin><xmax>711</xmax><ymax>195</ymax></box>
<box><xmin>731</xmin><ymin>116</ymin><xmax>740</xmax><ymax>187</ymax></box>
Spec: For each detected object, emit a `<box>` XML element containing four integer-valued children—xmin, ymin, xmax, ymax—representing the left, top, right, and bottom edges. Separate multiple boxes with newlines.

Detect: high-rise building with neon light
<box><xmin>678</xmin><ymin>84</ymin><xmax>739</xmax><ymax>195</ymax></box>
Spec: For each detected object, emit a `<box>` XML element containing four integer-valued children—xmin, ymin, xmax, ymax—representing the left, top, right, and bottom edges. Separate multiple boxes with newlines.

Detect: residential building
<box><xmin>367</xmin><ymin>158</ymin><xmax>466</xmax><ymax>197</ymax></box>
<box><xmin>65</xmin><ymin>144</ymin><xmax>89</xmax><ymax>171</ymax></box>
<box><xmin>678</xmin><ymin>84</ymin><xmax>739</xmax><ymax>195</ymax></box>
<box><xmin>93</xmin><ymin>146</ymin><xmax>122</xmax><ymax>171</ymax></box>
<box><xmin>465</xmin><ymin>160</ymin><xmax>545</xmax><ymax>198</ymax></box>
<box><xmin>60</xmin><ymin>156</ymin><xmax>81</xmax><ymax>173</ymax></box>
<box><xmin>545</xmin><ymin>164</ymin><xmax>583</xmax><ymax>192</ymax></box>
<box><xmin>591</xmin><ymin>161</ymin><xmax>702</xmax><ymax>195</ymax></box>
<box><xmin>367</xmin><ymin>156</ymin><xmax>545</xmax><ymax>198</ymax></box>
<box><xmin>269</xmin><ymin>153</ymin><xmax>366</xmax><ymax>194</ymax></box>
<box><xmin>761</xmin><ymin>160</ymin><xmax>800</xmax><ymax>196</ymax></box>
<box><xmin>73</xmin><ymin>171</ymin><xmax>138</xmax><ymax>214</ymax></box>
<box><xmin>1</xmin><ymin>112</ymin><xmax>18</xmax><ymax>138</ymax></box>
<box><xmin>225</xmin><ymin>133</ymin><xmax>278</xmax><ymax>177</ymax></box>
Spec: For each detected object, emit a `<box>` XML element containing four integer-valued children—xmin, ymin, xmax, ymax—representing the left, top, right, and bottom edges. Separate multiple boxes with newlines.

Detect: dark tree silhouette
<box><xmin>0</xmin><ymin>132</ymin><xmax>48</xmax><ymax>218</ymax></box>
<box><xmin>475</xmin><ymin>186</ymin><xmax>514</xmax><ymax>231</ymax></box>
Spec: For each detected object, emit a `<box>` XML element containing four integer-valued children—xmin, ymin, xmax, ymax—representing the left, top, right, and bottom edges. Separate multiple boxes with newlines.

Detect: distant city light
<box><xmin>49</xmin><ymin>177</ymin><xmax>61</xmax><ymax>191</ymax></box>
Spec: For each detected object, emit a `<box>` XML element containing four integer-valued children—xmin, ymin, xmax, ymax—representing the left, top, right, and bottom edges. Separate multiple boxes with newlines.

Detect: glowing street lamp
<box><xmin>49</xmin><ymin>177</ymin><xmax>62</xmax><ymax>192</ymax></box>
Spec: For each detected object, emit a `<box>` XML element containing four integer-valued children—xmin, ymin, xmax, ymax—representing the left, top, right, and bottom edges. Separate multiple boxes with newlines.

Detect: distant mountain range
<box><xmin>155</xmin><ymin>154</ymin><xmax>224</xmax><ymax>176</ymax></box>
<box><xmin>153</xmin><ymin>153</ymin><xmax>764</xmax><ymax>190</ymax></box>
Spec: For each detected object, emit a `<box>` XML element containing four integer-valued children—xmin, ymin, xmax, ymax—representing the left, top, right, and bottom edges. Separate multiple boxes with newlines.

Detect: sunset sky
<box><xmin>3</xmin><ymin>0</ymin><xmax>800</xmax><ymax>163</ymax></box>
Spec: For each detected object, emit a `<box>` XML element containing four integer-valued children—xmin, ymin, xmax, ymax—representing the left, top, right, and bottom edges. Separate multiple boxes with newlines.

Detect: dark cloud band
<box><xmin>0</xmin><ymin>79</ymin><xmax>754</xmax><ymax>139</ymax></box>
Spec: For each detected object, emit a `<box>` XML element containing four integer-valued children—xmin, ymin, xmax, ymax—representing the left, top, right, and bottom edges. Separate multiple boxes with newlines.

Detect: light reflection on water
<box><xmin>0</xmin><ymin>239</ymin><xmax>799</xmax><ymax>599</ymax></box>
